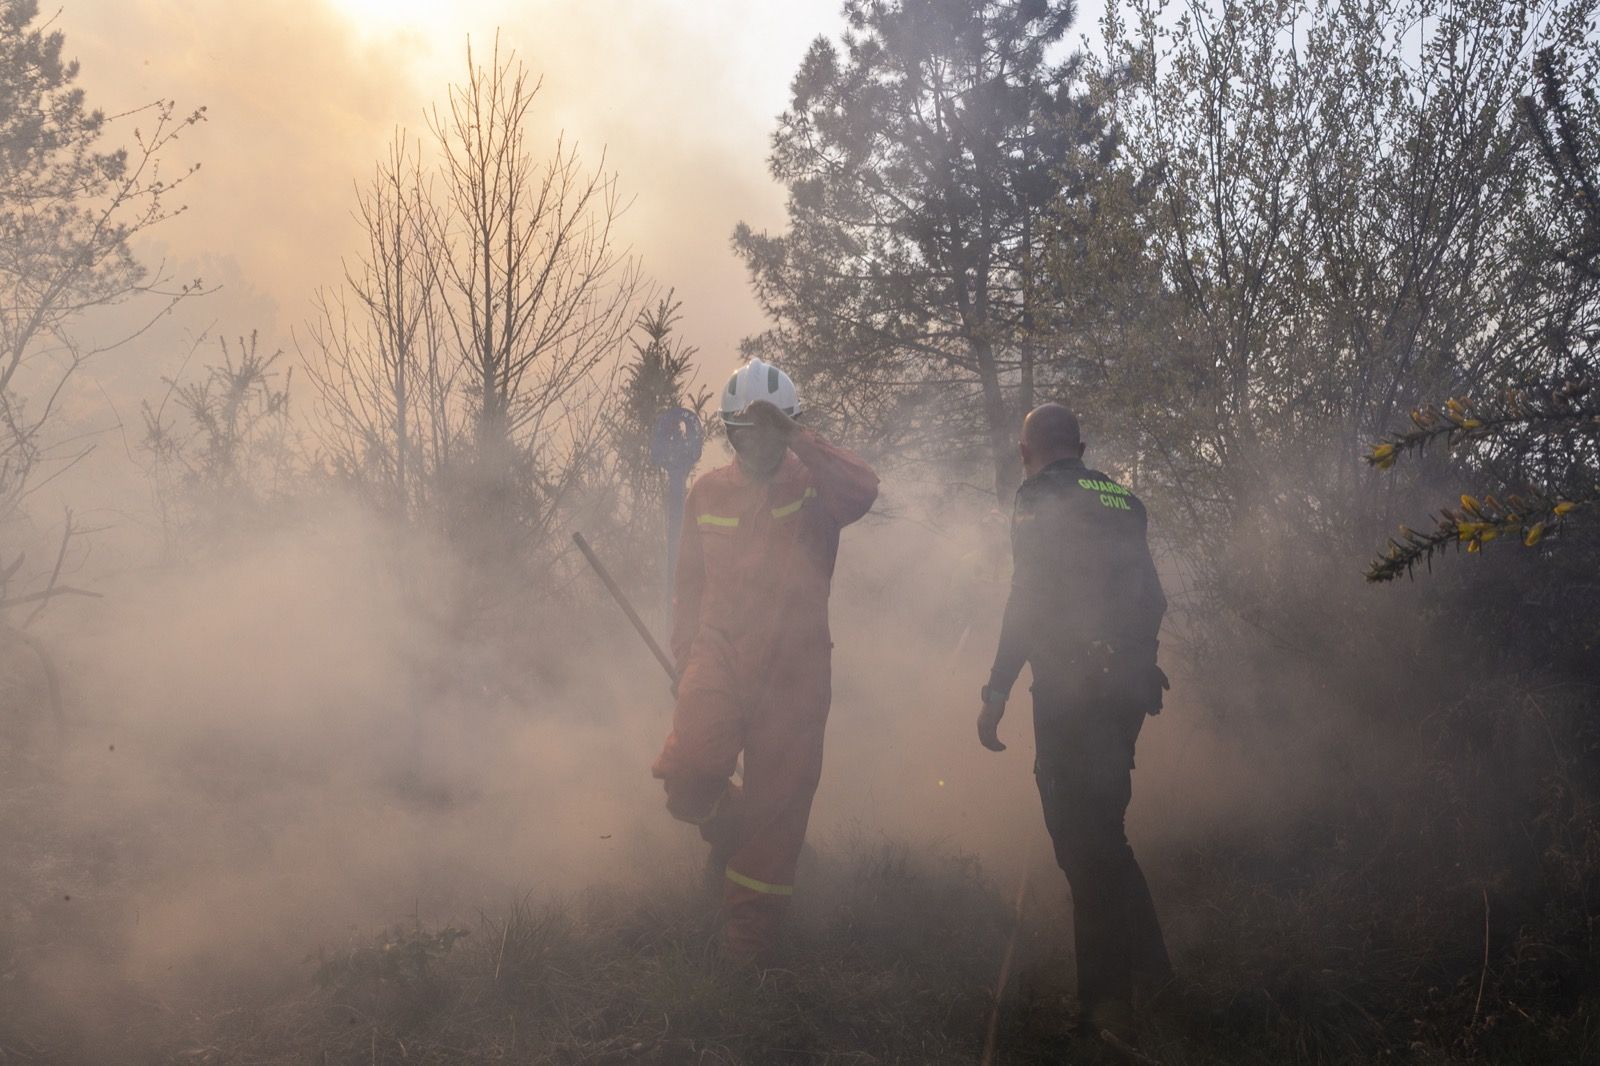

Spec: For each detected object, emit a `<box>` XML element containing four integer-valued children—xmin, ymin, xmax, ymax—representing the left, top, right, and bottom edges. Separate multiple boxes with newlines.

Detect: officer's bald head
<box><xmin>1019</xmin><ymin>403</ymin><xmax>1085</xmax><ymax>476</ymax></box>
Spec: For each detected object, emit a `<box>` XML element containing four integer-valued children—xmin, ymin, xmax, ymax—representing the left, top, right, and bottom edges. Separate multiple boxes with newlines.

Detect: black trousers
<box><xmin>1033</xmin><ymin>692</ymin><xmax>1171</xmax><ymax>1009</ymax></box>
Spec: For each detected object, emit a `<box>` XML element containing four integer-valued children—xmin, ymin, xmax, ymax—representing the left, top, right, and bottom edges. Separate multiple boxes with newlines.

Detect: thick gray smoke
<box><xmin>2</xmin><ymin>436</ymin><xmax>1462</xmax><ymax>1057</ymax></box>
<box><xmin>8</xmin><ymin>505</ymin><xmax>682</xmax><ymax>1032</ymax></box>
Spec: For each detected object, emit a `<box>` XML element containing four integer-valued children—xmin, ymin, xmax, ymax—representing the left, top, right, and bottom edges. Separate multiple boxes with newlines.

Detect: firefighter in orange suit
<box><xmin>652</xmin><ymin>357</ymin><xmax>878</xmax><ymax>963</ymax></box>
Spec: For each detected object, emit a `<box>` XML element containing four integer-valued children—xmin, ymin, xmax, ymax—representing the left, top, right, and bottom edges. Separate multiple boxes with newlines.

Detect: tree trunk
<box><xmin>973</xmin><ymin>336</ymin><xmax>1020</xmax><ymax>504</ymax></box>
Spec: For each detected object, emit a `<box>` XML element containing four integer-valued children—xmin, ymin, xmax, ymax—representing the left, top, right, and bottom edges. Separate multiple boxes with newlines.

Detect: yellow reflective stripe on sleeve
<box><xmin>697</xmin><ymin>513</ymin><xmax>740</xmax><ymax>528</ymax></box>
<box><xmin>771</xmin><ymin>487</ymin><xmax>817</xmax><ymax>519</ymax></box>
<box><xmin>725</xmin><ymin>866</ymin><xmax>794</xmax><ymax>896</ymax></box>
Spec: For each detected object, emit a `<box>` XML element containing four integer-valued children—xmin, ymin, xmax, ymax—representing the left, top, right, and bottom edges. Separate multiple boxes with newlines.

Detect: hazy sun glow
<box><xmin>326</xmin><ymin>0</ymin><xmax>465</xmax><ymax>35</ymax></box>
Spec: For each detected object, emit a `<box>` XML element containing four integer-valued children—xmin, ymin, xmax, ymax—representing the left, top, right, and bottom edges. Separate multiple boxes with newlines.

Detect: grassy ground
<box><xmin>5</xmin><ymin>813</ymin><xmax>1599</xmax><ymax>1064</ymax></box>
<box><xmin>169</xmin><ymin>838</ymin><xmax>1012</xmax><ymax>1064</ymax></box>
<box><xmin>4</xmin><ymin>694</ymin><xmax>1600</xmax><ymax>1062</ymax></box>
<box><xmin>151</xmin><ymin>829</ymin><xmax>1600</xmax><ymax>1066</ymax></box>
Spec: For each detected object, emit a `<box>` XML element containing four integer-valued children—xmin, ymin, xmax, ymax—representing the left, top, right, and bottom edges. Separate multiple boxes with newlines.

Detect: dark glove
<box><xmin>1152</xmin><ymin>664</ymin><xmax>1170</xmax><ymax>714</ymax></box>
<box><xmin>977</xmin><ymin>686</ymin><xmax>1007</xmax><ymax>752</ymax></box>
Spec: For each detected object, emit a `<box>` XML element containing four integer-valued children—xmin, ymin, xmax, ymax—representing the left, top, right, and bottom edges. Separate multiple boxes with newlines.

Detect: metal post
<box><xmin>650</xmin><ymin>408</ymin><xmax>703</xmax><ymax>623</ymax></box>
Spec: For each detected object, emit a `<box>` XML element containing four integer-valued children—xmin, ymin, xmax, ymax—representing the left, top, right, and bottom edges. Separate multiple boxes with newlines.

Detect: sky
<box><xmin>61</xmin><ymin>0</ymin><xmax>1108</xmax><ymax>392</ymax></box>
<box><xmin>40</xmin><ymin>0</ymin><xmax>1106</xmax><ymax>545</ymax></box>
<box><xmin>61</xmin><ymin>0</ymin><xmax>858</xmax><ymax>392</ymax></box>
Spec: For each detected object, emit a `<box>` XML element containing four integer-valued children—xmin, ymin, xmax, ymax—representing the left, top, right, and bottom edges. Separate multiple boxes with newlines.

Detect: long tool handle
<box><xmin>981</xmin><ymin>837</ymin><xmax>1035</xmax><ymax>1066</ymax></box>
<box><xmin>573</xmin><ymin>531</ymin><xmax>679</xmax><ymax>684</ymax></box>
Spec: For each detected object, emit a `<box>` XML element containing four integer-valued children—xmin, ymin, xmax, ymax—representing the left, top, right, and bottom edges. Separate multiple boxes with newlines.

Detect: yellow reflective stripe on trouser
<box><xmin>771</xmin><ymin>487</ymin><xmax>816</xmax><ymax>519</ymax></box>
<box><xmin>725</xmin><ymin>866</ymin><xmax>794</xmax><ymax>896</ymax></box>
<box><xmin>697</xmin><ymin>513</ymin><xmax>740</xmax><ymax>528</ymax></box>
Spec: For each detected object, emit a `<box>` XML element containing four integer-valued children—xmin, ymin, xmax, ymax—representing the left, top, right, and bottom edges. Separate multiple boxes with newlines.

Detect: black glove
<box><xmin>977</xmin><ymin>685</ymin><xmax>1008</xmax><ymax>752</ymax></box>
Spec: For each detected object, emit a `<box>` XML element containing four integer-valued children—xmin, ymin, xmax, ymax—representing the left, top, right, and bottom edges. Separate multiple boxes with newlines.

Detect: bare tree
<box><xmin>430</xmin><ymin>36</ymin><xmax>642</xmax><ymax>561</ymax></box>
<box><xmin>304</xmin><ymin>133</ymin><xmax>453</xmax><ymax>526</ymax></box>
<box><xmin>306</xmin><ymin>37</ymin><xmax>642</xmax><ymax>572</ymax></box>
<box><xmin>142</xmin><ymin>332</ymin><xmax>298</xmax><ymax>552</ymax></box>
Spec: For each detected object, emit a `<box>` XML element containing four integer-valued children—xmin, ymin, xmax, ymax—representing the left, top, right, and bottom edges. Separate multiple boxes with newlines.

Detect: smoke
<box><xmin>57</xmin><ymin>0</ymin><xmax>853</xmax><ymax>393</ymax></box>
<box><xmin>1</xmin><ymin>431</ymin><xmax>1568</xmax><ymax>1058</ymax></box>
<box><xmin>3</xmin><ymin>6</ymin><xmax>1590</xmax><ymax>1063</ymax></box>
<box><xmin>4</xmin><ymin>474</ymin><xmax>1047</xmax><ymax>1046</ymax></box>
<box><xmin>7</xmin><ymin>502</ymin><xmax>690</xmax><ymax>1041</ymax></box>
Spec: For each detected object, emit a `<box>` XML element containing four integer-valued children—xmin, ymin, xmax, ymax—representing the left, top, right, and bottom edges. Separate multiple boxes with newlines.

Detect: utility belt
<box><xmin>1034</xmin><ymin>638</ymin><xmax>1153</xmax><ymax>671</ymax></box>
<box><xmin>1030</xmin><ymin>639</ymin><xmax>1168</xmax><ymax>717</ymax></box>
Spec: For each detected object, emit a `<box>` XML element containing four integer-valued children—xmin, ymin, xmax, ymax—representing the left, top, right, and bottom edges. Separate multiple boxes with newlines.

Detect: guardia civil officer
<box><xmin>978</xmin><ymin>403</ymin><xmax>1173</xmax><ymax>1035</ymax></box>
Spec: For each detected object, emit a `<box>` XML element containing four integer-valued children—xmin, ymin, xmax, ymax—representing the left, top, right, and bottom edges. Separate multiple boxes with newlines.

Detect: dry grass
<box><xmin>167</xmin><ymin>837</ymin><xmax>1010</xmax><ymax>1065</ymax></box>
<box><xmin>162</xmin><ymin>806</ymin><xmax>1600</xmax><ymax>1065</ymax></box>
<box><xmin>4</xmin><ymin>692</ymin><xmax>1599</xmax><ymax>1063</ymax></box>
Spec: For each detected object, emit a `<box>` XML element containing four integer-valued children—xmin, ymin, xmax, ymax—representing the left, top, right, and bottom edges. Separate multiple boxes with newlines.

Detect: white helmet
<box><xmin>720</xmin><ymin>357</ymin><xmax>801</xmax><ymax>427</ymax></box>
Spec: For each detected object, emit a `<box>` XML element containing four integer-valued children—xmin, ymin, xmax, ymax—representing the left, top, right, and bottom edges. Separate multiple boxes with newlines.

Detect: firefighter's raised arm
<box><xmin>787</xmin><ymin>427</ymin><xmax>878</xmax><ymax>527</ymax></box>
<box><xmin>742</xmin><ymin>401</ymin><xmax>879</xmax><ymax>528</ymax></box>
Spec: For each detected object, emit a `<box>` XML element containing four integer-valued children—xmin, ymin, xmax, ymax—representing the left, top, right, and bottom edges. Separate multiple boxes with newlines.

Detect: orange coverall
<box><xmin>652</xmin><ymin>426</ymin><xmax>878</xmax><ymax>960</ymax></box>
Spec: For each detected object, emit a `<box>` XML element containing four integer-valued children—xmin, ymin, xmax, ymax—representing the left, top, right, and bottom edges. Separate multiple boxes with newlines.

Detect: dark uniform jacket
<box><xmin>987</xmin><ymin>457</ymin><xmax>1168</xmax><ymax>721</ymax></box>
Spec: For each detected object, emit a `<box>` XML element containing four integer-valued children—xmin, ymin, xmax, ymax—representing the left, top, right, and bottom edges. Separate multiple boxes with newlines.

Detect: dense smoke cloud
<box><xmin>8</xmin><ymin>507</ymin><xmax>666</xmax><ymax>1042</ymax></box>
<box><xmin>60</xmin><ymin>0</ymin><xmax>852</xmax><ymax>373</ymax></box>
<box><xmin>4</xmin><ymin>2</ymin><xmax>1594</xmax><ymax>1061</ymax></box>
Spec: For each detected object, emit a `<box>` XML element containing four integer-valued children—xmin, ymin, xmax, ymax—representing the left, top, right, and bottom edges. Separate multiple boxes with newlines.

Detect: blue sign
<box><xmin>650</xmin><ymin>407</ymin><xmax>703</xmax><ymax>476</ymax></box>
